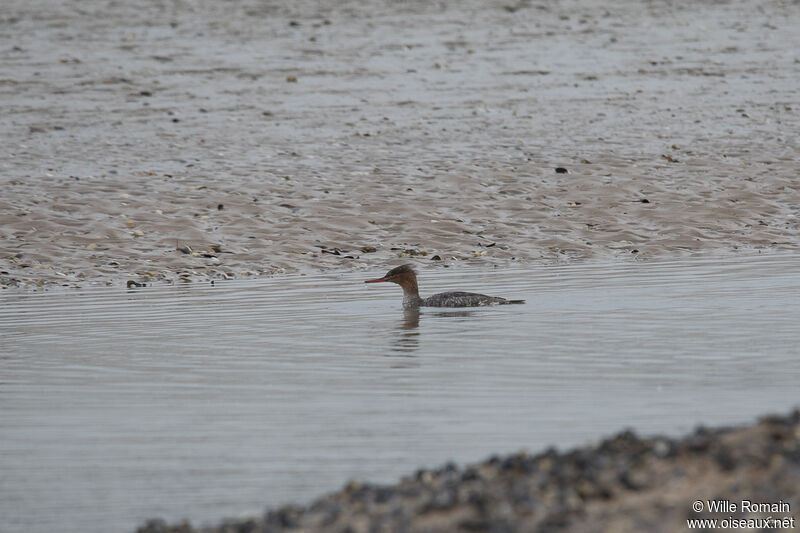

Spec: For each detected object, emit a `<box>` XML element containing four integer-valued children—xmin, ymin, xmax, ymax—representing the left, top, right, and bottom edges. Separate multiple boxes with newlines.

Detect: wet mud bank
<box><xmin>2</xmin><ymin>0</ymin><xmax>800</xmax><ymax>290</ymax></box>
<box><xmin>139</xmin><ymin>411</ymin><xmax>800</xmax><ymax>533</ymax></box>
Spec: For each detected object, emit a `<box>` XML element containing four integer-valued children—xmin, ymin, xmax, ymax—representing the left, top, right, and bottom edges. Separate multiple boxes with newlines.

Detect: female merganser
<box><xmin>365</xmin><ymin>264</ymin><xmax>525</xmax><ymax>308</ymax></box>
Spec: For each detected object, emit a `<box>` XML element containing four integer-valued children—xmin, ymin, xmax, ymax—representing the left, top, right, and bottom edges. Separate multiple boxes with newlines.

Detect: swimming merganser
<box><xmin>365</xmin><ymin>264</ymin><xmax>525</xmax><ymax>308</ymax></box>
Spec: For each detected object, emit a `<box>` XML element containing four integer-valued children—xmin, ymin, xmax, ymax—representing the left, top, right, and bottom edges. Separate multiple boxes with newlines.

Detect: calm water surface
<box><xmin>2</xmin><ymin>255</ymin><xmax>799</xmax><ymax>533</ymax></box>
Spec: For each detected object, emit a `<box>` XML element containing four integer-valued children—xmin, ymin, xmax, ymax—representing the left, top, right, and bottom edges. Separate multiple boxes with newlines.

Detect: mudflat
<box><xmin>2</xmin><ymin>0</ymin><xmax>798</xmax><ymax>290</ymax></box>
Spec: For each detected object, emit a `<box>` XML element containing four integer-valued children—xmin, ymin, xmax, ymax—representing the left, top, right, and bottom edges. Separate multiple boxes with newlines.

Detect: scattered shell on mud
<box><xmin>392</xmin><ymin>248</ymin><xmax>429</xmax><ymax>257</ymax></box>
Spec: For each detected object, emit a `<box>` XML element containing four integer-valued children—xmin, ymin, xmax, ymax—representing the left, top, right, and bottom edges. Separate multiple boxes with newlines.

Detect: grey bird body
<box><xmin>365</xmin><ymin>264</ymin><xmax>525</xmax><ymax>308</ymax></box>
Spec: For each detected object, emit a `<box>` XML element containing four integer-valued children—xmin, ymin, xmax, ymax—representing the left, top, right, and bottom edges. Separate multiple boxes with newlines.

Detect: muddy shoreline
<box><xmin>138</xmin><ymin>411</ymin><xmax>800</xmax><ymax>533</ymax></box>
<box><xmin>2</xmin><ymin>0</ymin><xmax>799</xmax><ymax>290</ymax></box>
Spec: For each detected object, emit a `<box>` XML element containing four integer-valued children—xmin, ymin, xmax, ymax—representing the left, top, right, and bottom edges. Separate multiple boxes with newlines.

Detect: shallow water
<box><xmin>2</xmin><ymin>255</ymin><xmax>800</xmax><ymax>533</ymax></box>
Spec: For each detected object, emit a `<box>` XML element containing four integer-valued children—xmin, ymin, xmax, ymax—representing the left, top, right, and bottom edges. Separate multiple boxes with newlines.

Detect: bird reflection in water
<box><xmin>391</xmin><ymin>307</ymin><xmax>420</xmax><ymax>355</ymax></box>
<box><xmin>390</xmin><ymin>308</ymin><xmax>477</xmax><ymax>356</ymax></box>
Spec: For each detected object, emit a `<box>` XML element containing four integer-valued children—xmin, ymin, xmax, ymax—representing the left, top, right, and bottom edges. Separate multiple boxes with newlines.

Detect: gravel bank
<box><xmin>138</xmin><ymin>410</ymin><xmax>800</xmax><ymax>533</ymax></box>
